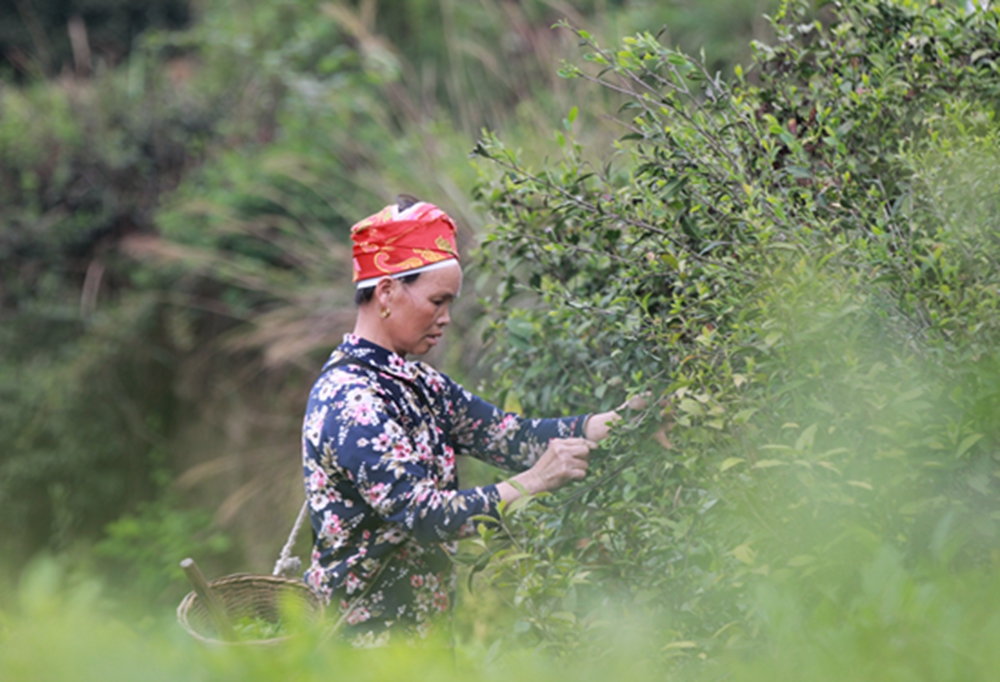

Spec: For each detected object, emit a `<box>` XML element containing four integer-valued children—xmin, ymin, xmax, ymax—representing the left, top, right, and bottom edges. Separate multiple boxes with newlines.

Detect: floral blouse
<box><xmin>301</xmin><ymin>335</ymin><xmax>586</xmax><ymax>646</ymax></box>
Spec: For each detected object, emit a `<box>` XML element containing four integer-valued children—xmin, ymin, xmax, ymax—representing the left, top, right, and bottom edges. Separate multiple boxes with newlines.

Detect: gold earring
<box><xmin>380</xmin><ymin>307</ymin><xmax>391</xmax><ymax>319</ymax></box>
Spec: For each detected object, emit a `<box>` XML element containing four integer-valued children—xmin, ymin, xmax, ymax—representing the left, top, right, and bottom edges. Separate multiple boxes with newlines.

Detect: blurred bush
<box><xmin>0</xmin><ymin>0</ymin><xmax>191</xmax><ymax>78</ymax></box>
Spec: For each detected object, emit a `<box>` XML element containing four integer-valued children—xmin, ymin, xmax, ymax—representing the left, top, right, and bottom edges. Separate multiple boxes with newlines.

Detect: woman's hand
<box><xmin>497</xmin><ymin>437</ymin><xmax>596</xmax><ymax>502</ymax></box>
<box><xmin>583</xmin><ymin>393</ymin><xmax>650</xmax><ymax>442</ymax></box>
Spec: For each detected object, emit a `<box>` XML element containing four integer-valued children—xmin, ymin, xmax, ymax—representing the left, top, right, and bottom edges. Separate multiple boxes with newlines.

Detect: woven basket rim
<box><xmin>177</xmin><ymin>573</ymin><xmax>326</xmax><ymax>646</ymax></box>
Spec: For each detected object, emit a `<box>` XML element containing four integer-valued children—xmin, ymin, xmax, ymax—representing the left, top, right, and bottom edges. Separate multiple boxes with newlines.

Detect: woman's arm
<box><xmin>443</xmin><ymin>377</ymin><xmax>587</xmax><ymax>472</ymax></box>
<box><xmin>496</xmin><ymin>395</ymin><xmax>649</xmax><ymax>502</ymax></box>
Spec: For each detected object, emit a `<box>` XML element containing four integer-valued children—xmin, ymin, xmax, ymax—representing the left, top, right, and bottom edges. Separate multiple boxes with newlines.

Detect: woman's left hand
<box><xmin>584</xmin><ymin>392</ymin><xmax>650</xmax><ymax>442</ymax></box>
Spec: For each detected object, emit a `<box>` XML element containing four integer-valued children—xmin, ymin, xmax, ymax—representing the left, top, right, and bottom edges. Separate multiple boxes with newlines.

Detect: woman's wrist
<box><xmin>497</xmin><ymin>470</ymin><xmax>544</xmax><ymax>502</ymax></box>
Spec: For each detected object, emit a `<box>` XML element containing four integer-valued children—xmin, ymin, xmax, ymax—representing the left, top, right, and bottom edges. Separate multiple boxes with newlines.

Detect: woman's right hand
<box><xmin>498</xmin><ymin>437</ymin><xmax>596</xmax><ymax>501</ymax></box>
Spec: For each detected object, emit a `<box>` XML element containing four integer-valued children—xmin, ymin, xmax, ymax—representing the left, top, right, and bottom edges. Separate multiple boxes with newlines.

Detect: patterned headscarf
<box><xmin>350</xmin><ymin>201</ymin><xmax>460</xmax><ymax>288</ymax></box>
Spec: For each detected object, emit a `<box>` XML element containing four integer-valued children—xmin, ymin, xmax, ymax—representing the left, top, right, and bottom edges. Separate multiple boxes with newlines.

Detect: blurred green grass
<box><xmin>5</xmin><ymin>550</ymin><xmax>1000</xmax><ymax>682</ymax></box>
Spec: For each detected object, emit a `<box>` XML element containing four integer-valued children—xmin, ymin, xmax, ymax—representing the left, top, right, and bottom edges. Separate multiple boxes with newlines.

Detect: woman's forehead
<box><xmin>417</xmin><ymin>261</ymin><xmax>462</xmax><ymax>294</ymax></box>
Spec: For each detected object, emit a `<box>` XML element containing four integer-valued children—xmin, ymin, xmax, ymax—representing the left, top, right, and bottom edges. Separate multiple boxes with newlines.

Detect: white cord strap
<box><xmin>273</xmin><ymin>499</ymin><xmax>310</xmax><ymax>577</ymax></box>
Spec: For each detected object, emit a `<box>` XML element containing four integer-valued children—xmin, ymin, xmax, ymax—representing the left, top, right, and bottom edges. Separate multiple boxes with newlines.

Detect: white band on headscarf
<box><xmin>354</xmin><ymin>257</ymin><xmax>460</xmax><ymax>289</ymax></box>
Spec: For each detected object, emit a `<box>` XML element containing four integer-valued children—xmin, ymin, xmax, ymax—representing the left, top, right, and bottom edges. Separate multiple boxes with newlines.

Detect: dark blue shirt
<box><xmin>302</xmin><ymin>334</ymin><xmax>586</xmax><ymax>645</ymax></box>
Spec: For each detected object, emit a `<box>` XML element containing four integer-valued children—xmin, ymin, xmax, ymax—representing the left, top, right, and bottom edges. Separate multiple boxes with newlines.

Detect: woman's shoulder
<box><xmin>310</xmin><ymin>360</ymin><xmax>384</xmax><ymax>404</ymax></box>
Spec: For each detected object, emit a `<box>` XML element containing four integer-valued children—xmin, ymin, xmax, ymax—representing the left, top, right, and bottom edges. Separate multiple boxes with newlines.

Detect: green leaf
<box><xmin>720</xmin><ymin>457</ymin><xmax>746</xmax><ymax>472</ymax></box>
<box><xmin>795</xmin><ymin>424</ymin><xmax>818</xmax><ymax>452</ymax></box>
<box><xmin>678</xmin><ymin>398</ymin><xmax>705</xmax><ymax>416</ymax></box>
<box><xmin>955</xmin><ymin>433</ymin><xmax>984</xmax><ymax>459</ymax></box>
<box><xmin>754</xmin><ymin>460</ymin><xmax>786</xmax><ymax>469</ymax></box>
<box><xmin>731</xmin><ymin>543</ymin><xmax>755</xmax><ymax>565</ymax></box>
<box><xmin>662</xmin><ymin>640</ymin><xmax>698</xmax><ymax>651</ymax></box>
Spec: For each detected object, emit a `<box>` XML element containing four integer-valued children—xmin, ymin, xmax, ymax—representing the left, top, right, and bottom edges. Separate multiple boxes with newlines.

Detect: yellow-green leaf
<box><xmin>754</xmin><ymin>459</ymin><xmax>786</xmax><ymax>469</ymax></box>
<box><xmin>662</xmin><ymin>640</ymin><xmax>698</xmax><ymax>651</ymax></box>
<box><xmin>731</xmin><ymin>543</ymin><xmax>755</xmax><ymax>565</ymax></box>
<box><xmin>503</xmin><ymin>391</ymin><xmax>523</xmax><ymax>415</ymax></box>
<box><xmin>678</xmin><ymin>398</ymin><xmax>705</xmax><ymax>416</ymax></box>
<box><xmin>955</xmin><ymin>433</ymin><xmax>984</xmax><ymax>459</ymax></box>
<box><xmin>720</xmin><ymin>457</ymin><xmax>746</xmax><ymax>472</ymax></box>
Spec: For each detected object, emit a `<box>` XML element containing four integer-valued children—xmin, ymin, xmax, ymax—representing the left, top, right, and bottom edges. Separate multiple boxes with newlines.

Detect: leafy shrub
<box><xmin>469</xmin><ymin>0</ymin><xmax>1000</xmax><ymax>662</ymax></box>
<box><xmin>94</xmin><ymin>493</ymin><xmax>231</xmax><ymax>605</ymax></box>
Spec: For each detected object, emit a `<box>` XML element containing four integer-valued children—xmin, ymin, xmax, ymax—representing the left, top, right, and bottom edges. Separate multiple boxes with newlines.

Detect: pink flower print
<box><xmin>321</xmin><ymin>511</ymin><xmax>343</xmax><ymax>537</ymax></box>
<box><xmin>308</xmin><ymin>469</ymin><xmax>327</xmax><ymax>492</ymax></box>
<box><xmin>498</xmin><ymin>413</ymin><xmax>517</xmax><ymax>433</ymax></box>
<box><xmin>411</xmin><ymin>574</ymin><xmax>425</xmax><ymax>588</ymax></box>
<box><xmin>345</xmin><ymin>334</ymin><xmax>360</xmax><ymax>345</ymax></box>
<box><xmin>344</xmin><ymin>572</ymin><xmax>362</xmax><ymax>595</ymax></box>
<box><xmin>389</xmin><ymin>354</ymin><xmax>407</xmax><ymax>372</ymax></box>
<box><xmin>415</xmin><ymin>440</ymin><xmax>433</xmax><ymax>461</ymax></box>
<box><xmin>373</xmin><ymin>431</ymin><xmax>393</xmax><ymax>452</ymax></box>
<box><xmin>411</xmin><ymin>482</ymin><xmax>434</xmax><ymax>505</ymax></box>
<box><xmin>303</xmin><ymin>405</ymin><xmax>328</xmax><ymax>448</ymax></box>
<box><xmin>354</xmin><ymin>404</ymin><xmax>375</xmax><ymax>425</ymax></box>
<box><xmin>433</xmin><ymin>591</ymin><xmax>450</xmax><ymax>612</ymax></box>
<box><xmin>309</xmin><ymin>492</ymin><xmax>328</xmax><ymax>512</ymax></box>
<box><xmin>316</xmin><ymin>373</ymin><xmax>346</xmax><ymax>401</ymax></box>
<box><xmin>365</xmin><ymin>482</ymin><xmax>390</xmax><ymax>509</ymax></box>
<box><xmin>344</xmin><ymin>389</ymin><xmax>376</xmax><ymax>425</ymax></box>
<box><xmin>391</xmin><ymin>440</ymin><xmax>413</xmax><ymax>460</ymax></box>
<box><xmin>346</xmin><ymin>606</ymin><xmax>371</xmax><ymax>625</ymax></box>
<box><xmin>425</xmin><ymin>372</ymin><xmax>445</xmax><ymax>394</ymax></box>
<box><xmin>440</xmin><ymin>457</ymin><xmax>456</xmax><ymax>485</ymax></box>
<box><xmin>457</xmin><ymin>519</ymin><xmax>477</xmax><ymax>539</ymax></box>
<box><xmin>381</xmin><ymin>526</ymin><xmax>405</xmax><ymax>544</ymax></box>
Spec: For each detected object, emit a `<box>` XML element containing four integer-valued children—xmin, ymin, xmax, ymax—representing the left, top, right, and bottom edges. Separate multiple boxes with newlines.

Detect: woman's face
<box><xmin>384</xmin><ymin>262</ymin><xmax>462</xmax><ymax>357</ymax></box>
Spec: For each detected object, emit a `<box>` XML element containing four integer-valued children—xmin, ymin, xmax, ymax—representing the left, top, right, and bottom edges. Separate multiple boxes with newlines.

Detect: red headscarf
<box><xmin>350</xmin><ymin>201</ymin><xmax>460</xmax><ymax>288</ymax></box>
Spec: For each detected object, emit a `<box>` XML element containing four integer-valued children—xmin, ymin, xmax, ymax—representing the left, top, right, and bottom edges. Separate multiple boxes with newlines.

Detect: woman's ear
<box><xmin>374</xmin><ymin>276</ymin><xmax>396</xmax><ymax>309</ymax></box>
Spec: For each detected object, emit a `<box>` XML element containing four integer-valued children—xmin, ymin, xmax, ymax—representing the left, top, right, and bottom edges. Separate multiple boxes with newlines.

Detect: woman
<box><xmin>301</xmin><ymin>196</ymin><xmax>633</xmax><ymax>647</ymax></box>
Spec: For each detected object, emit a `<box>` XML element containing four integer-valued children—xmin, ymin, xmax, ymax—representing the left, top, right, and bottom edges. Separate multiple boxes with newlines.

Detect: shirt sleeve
<box><xmin>330</xmin><ymin>393</ymin><xmax>502</xmax><ymax>544</ymax></box>
<box><xmin>444</xmin><ymin>376</ymin><xmax>588</xmax><ymax>473</ymax></box>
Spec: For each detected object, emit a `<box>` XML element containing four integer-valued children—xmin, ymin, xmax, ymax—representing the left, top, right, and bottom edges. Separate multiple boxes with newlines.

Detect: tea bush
<box><xmin>470</xmin><ymin>0</ymin><xmax>1000</xmax><ymax>660</ymax></box>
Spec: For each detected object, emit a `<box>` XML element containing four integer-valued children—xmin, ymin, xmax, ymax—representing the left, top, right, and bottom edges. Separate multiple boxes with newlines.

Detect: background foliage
<box><xmin>3</xmin><ymin>0</ymin><xmax>1000</xmax><ymax>679</ymax></box>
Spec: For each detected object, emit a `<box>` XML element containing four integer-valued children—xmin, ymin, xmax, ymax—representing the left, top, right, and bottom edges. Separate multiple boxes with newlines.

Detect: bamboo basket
<box><xmin>177</xmin><ymin>572</ymin><xmax>325</xmax><ymax>646</ymax></box>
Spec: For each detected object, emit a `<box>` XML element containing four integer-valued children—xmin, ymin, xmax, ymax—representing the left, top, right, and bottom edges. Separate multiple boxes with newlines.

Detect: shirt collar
<box><xmin>323</xmin><ymin>334</ymin><xmax>420</xmax><ymax>383</ymax></box>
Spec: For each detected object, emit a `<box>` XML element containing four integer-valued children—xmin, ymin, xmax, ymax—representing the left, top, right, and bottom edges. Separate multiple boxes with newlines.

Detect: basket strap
<box><xmin>274</xmin><ymin>355</ymin><xmax>368</xmax><ymax>578</ymax></box>
<box><xmin>273</xmin><ymin>499</ymin><xmax>310</xmax><ymax>577</ymax></box>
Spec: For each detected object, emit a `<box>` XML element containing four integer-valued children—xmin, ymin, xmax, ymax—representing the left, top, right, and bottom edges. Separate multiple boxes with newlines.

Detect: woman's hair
<box><xmin>354</xmin><ymin>194</ymin><xmax>422</xmax><ymax>306</ymax></box>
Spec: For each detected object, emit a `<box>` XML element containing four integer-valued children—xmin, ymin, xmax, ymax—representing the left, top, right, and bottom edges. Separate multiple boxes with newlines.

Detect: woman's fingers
<box><xmin>530</xmin><ymin>438</ymin><xmax>598</xmax><ymax>490</ymax></box>
<box><xmin>553</xmin><ymin>437</ymin><xmax>598</xmax><ymax>452</ymax></box>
